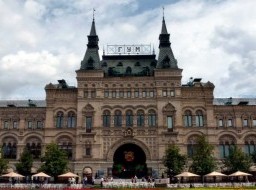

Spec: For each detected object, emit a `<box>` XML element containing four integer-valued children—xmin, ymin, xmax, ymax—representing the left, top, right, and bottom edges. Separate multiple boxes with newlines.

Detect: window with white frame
<box><xmin>184</xmin><ymin>110</ymin><xmax>192</xmax><ymax>127</ymax></box>
<box><xmin>67</xmin><ymin>111</ymin><xmax>76</xmax><ymax>128</ymax></box>
<box><xmin>167</xmin><ymin>116</ymin><xmax>173</xmax><ymax>129</ymax></box>
<box><xmin>218</xmin><ymin>119</ymin><xmax>223</xmax><ymax>127</ymax></box>
<box><xmin>195</xmin><ymin>110</ymin><xmax>204</xmax><ymax>127</ymax></box>
<box><xmin>227</xmin><ymin>119</ymin><xmax>233</xmax><ymax>127</ymax></box>
<box><xmin>243</xmin><ymin>119</ymin><xmax>248</xmax><ymax>127</ymax></box>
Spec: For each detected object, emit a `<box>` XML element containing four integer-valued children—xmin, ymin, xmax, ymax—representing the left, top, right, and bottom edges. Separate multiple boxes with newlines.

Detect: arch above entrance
<box><xmin>106</xmin><ymin>138</ymin><xmax>151</xmax><ymax>162</ymax></box>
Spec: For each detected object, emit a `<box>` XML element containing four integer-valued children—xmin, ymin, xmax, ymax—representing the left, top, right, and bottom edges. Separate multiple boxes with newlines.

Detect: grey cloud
<box><xmin>211</xmin><ymin>26</ymin><xmax>256</xmax><ymax>57</ymax></box>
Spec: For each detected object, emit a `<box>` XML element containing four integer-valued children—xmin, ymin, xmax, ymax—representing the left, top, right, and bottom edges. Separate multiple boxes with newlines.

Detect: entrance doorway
<box><xmin>112</xmin><ymin>143</ymin><xmax>147</xmax><ymax>179</ymax></box>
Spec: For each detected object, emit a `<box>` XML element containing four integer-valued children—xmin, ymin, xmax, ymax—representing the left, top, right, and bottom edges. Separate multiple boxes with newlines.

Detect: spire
<box><xmin>90</xmin><ymin>9</ymin><xmax>97</xmax><ymax>36</ymax></box>
<box><xmin>161</xmin><ymin>7</ymin><xmax>168</xmax><ymax>34</ymax></box>
<box><xmin>156</xmin><ymin>14</ymin><xmax>178</xmax><ymax>69</ymax></box>
<box><xmin>80</xmin><ymin>9</ymin><xmax>101</xmax><ymax>70</ymax></box>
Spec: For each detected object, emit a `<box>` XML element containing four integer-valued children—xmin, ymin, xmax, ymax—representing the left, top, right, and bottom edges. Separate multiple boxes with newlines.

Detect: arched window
<box><xmin>195</xmin><ymin>110</ymin><xmax>204</xmax><ymax>127</ymax></box>
<box><xmin>87</xmin><ymin>57</ymin><xmax>94</xmax><ymax>70</ymax></box>
<box><xmin>184</xmin><ymin>110</ymin><xmax>192</xmax><ymax>127</ymax></box>
<box><xmin>245</xmin><ymin>141</ymin><xmax>256</xmax><ymax>155</ymax></box>
<box><xmin>137</xmin><ymin>110</ymin><xmax>145</xmax><ymax>127</ymax></box>
<box><xmin>244</xmin><ymin>136</ymin><xmax>256</xmax><ymax>155</ymax></box>
<box><xmin>187</xmin><ymin>136</ymin><xmax>199</xmax><ymax>157</ymax></box>
<box><xmin>26</xmin><ymin>143</ymin><xmax>41</xmax><ymax>159</ymax></box>
<box><xmin>2</xmin><ymin>138</ymin><xmax>17</xmax><ymax>159</ymax></box>
<box><xmin>125</xmin><ymin>67</ymin><xmax>132</xmax><ymax>75</ymax></box>
<box><xmin>148</xmin><ymin>110</ymin><xmax>156</xmax><ymax>127</ymax></box>
<box><xmin>67</xmin><ymin>111</ymin><xmax>76</xmax><ymax>128</ymax></box>
<box><xmin>58</xmin><ymin>137</ymin><xmax>73</xmax><ymax>160</ymax></box>
<box><xmin>219</xmin><ymin>136</ymin><xmax>235</xmax><ymax>158</ymax></box>
<box><xmin>162</xmin><ymin>56</ymin><xmax>170</xmax><ymax>68</ymax></box>
<box><xmin>126</xmin><ymin>110</ymin><xmax>133</xmax><ymax>127</ymax></box>
<box><xmin>135</xmin><ymin>62</ymin><xmax>141</xmax><ymax>67</ymax></box>
<box><xmin>114</xmin><ymin>110</ymin><xmax>122</xmax><ymax>127</ymax></box>
<box><xmin>56</xmin><ymin>111</ymin><xmax>64</xmax><ymax>128</ymax></box>
<box><xmin>103</xmin><ymin>110</ymin><xmax>111</xmax><ymax>127</ymax></box>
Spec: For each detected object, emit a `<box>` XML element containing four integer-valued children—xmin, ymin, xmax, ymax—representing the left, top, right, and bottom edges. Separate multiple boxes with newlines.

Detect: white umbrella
<box><xmin>1</xmin><ymin>171</ymin><xmax>24</xmax><ymax>178</ymax></box>
<box><xmin>205</xmin><ymin>171</ymin><xmax>227</xmax><ymax>177</ymax></box>
<box><xmin>32</xmin><ymin>172</ymin><xmax>51</xmax><ymax>178</ymax></box>
<box><xmin>229</xmin><ymin>171</ymin><xmax>252</xmax><ymax>177</ymax></box>
<box><xmin>175</xmin><ymin>171</ymin><xmax>200</xmax><ymax>177</ymax></box>
<box><xmin>58</xmin><ymin>172</ymin><xmax>78</xmax><ymax>178</ymax></box>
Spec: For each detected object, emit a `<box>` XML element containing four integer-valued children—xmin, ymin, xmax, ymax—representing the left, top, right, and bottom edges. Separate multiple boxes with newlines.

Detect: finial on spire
<box><xmin>162</xmin><ymin>6</ymin><xmax>165</xmax><ymax>19</ymax></box>
<box><xmin>103</xmin><ymin>45</ymin><xmax>105</xmax><ymax>55</ymax></box>
<box><xmin>93</xmin><ymin>8</ymin><xmax>95</xmax><ymax>21</ymax></box>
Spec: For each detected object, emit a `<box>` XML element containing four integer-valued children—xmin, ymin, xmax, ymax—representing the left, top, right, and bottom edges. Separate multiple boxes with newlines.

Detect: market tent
<box><xmin>58</xmin><ymin>172</ymin><xmax>78</xmax><ymax>178</ymax></box>
<box><xmin>229</xmin><ymin>171</ymin><xmax>252</xmax><ymax>177</ymax></box>
<box><xmin>205</xmin><ymin>171</ymin><xmax>227</xmax><ymax>177</ymax></box>
<box><xmin>175</xmin><ymin>171</ymin><xmax>200</xmax><ymax>177</ymax></box>
<box><xmin>32</xmin><ymin>172</ymin><xmax>51</xmax><ymax>178</ymax></box>
<box><xmin>1</xmin><ymin>171</ymin><xmax>24</xmax><ymax>178</ymax></box>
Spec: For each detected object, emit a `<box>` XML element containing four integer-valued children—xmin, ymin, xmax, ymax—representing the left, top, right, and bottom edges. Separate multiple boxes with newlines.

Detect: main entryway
<box><xmin>112</xmin><ymin>143</ymin><xmax>147</xmax><ymax>179</ymax></box>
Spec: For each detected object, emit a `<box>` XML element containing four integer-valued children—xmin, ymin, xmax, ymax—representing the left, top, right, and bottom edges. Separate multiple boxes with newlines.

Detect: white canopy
<box><xmin>175</xmin><ymin>171</ymin><xmax>200</xmax><ymax>177</ymax></box>
<box><xmin>58</xmin><ymin>172</ymin><xmax>78</xmax><ymax>178</ymax></box>
<box><xmin>205</xmin><ymin>171</ymin><xmax>227</xmax><ymax>177</ymax></box>
<box><xmin>229</xmin><ymin>171</ymin><xmax>252</xmax><ymax>177</ymax></box>
<box><xmin>32</xmin><ymin>172</ymin><xmax>51</xmax><ymax>178</ymax></box>
<box><xmin>1</xmin><ymin>171</ymin><xmax>24</xmax><ymax>178</ymax></box>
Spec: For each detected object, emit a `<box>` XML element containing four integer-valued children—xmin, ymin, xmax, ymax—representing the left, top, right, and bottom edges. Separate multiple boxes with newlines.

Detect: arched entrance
<box><xmin>112</xmin><ymin>143</ymin><xmax>147</xmax><ymax>178</ymax></box>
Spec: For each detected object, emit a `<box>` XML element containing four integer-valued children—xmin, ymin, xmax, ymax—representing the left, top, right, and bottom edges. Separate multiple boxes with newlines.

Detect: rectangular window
<box><xmin>103</xmin><ymin>115</ymin><xmax>110</xmax><ymax>127</ymax></box>
<box><xmin>150</xmin><ymin>91</ymin><xmax>154</xmax><ymax>97</ymax></box>
<box><xmin>244</xmin><ymin>145</ymin><xmax>250</xmax><ymax>155</ymax></box>
<box><xmin>127</xmin><ymin>91</ymin><xmax>131</xmax><ymax>98</ymax></box>
<box><xmin>224</xmin><ymin>145</ymin><xmax>230</xmax><ymax>157</ymax></box>
<box><xmin>243</xmin><ymin>119</ymin><xmax>248</xmax><ymax>127</ymax></box>
<box><xmin>112</xmin><ymin>91</ymin><xmax>116</xmax><ymax>98</ymax></box>
<box><xmin>119</xmin><ymin>91</ymin><xmax>124</xmax><ymax>98</ymax></box>
<box><xmin>249</xmin><ymin>144</ymin><xmax>255</xmax><ymax>154</ymax></box>
<box><xmin>37</xmin><ymin>121</ymin><xmax>42</xmax><ymax>129</ymax></box>
<box><xmin>218</xmin><ymin>119</ymin><xmax>223</xmax><ymax>127</ymax></box>
<box><xmin>228</xmin><ymin>119</ymin><xmax>233</xmax><ymax>127</ymax></box>
<box><xmin>27</xmin><ymin>121</ymin><xmax>33</xmax><ymax>129</ymax></box>
<box><xmin>167</xmin><ymin>116</ymin><xmax>173</xmax><ymax>129</ymax></box>
<box><xmin>85</xmin><ymin>117</ymin><xmax>92</xmax><ymax>132</ymax></box>
<box><xmin>184</xmin><ymin>116</ymin><xmax>192</xmax><ymax>127</ymax></box>
<box><xmin>91</xmin><ymin>91</ymin><xmax>96</xmax><ymax>98</ymax></box>
<box><xmin>170</xmin><ymin>91</ymin><xmax>175</xmax><ymax>97</ymax></box>
<box><xmin>13</xmin><ymin>121</ymin><xmax>18</xmax><ymax>129</ymax></box>
<box><xmin>187</xmin><ymin>145</ymin><xmax>194</xmax><ymax>157</ymax></box>
<box><xmin>196</xmin><ymin>116</ymin><xmax>203</xmax><ymax>127</ymax></box>
<box><xmin>253</xmin><ymin>119</ymin><xmax>256</xmax><ymax>127</ymax></box>
<box><xmin>4</xmin><ymin>121</ymin><xmax>9</xmax><ymax>129</ymax></box>
<box><xmin>162</xmin><ymin>90</ymin><xmax>167</xmax><ymax>97</ymax></box>
<box><xmin>134</xmin><ymin>90</ymin><xmax>139</xmax><ymax>98</ymax></box>
<box><xmin>219</xmin><ymin>145</ymin><xmax>225</xmax><ymax>159</ymax></box>
<box><xmin>142</xmin><ymin>91</ymin><xmax>146</xmax><ymax>97</ymax></box>
<box><xmin>84</xmin><ymin>91</ymin><xmax>88</xmax><ymax>98</ymax></box>
<box><xmin>85</xmin><ymin>147</ymin><xmax>91</xmax><ymax>156</ymax></box>
<box><xmin>104</xmin><ymin>91</ymin><xmax>109</xmax><ymax>98</ymax></box>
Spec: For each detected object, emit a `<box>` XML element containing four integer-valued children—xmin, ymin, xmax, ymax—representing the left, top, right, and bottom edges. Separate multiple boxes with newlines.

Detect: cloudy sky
<box><xmin>0</xmin><ymin>0</ymin><xmax>256</xmax><ymax>100</ymax></box>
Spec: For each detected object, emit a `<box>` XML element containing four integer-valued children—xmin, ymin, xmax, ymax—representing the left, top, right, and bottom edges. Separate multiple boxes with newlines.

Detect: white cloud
<box><xmin>0</xmin><ymin>0</ymin><xmax>255</xmax><ymax>99</ymax></box>
<box><xmin>0</xmin><ymin>50</ymin><xmax>79</xmax><ymax>99</ymax></box>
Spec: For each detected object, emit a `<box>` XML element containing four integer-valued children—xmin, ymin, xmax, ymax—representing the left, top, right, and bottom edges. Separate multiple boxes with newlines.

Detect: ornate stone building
<box><xmin>1</xmin><ymin>16</ymin><xmax>256</xmax><ymax>179</ymax></box>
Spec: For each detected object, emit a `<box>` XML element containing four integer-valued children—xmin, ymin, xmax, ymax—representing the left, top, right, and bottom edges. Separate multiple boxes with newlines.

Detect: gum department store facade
<box><xmin>1</xmin><ymin>16</ymin><xmax>256</xmax><ymax>178</ymax></box>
